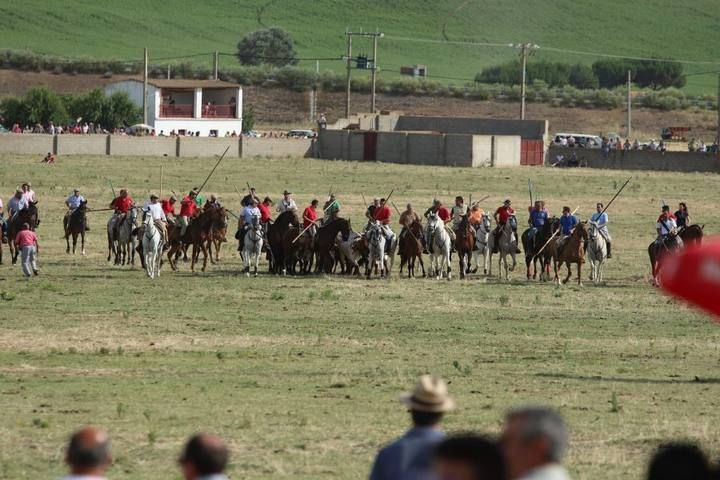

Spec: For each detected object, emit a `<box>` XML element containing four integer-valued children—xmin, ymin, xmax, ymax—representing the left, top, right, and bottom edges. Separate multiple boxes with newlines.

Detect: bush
<box><xmin>236</xmin><ymin>27</ymin><xmax>298</xmax><ymax>67</ymax></box>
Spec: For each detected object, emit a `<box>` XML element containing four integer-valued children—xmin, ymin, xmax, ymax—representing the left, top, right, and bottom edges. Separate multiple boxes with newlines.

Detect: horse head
<box><xmin>575</xmin><ymin>221</ymin><xmax>590</xmax><ymax>241</ymax></box>
<box><xmin>508</xmin><ymin>215</ymin><xmax>518</xmax><ymax>231</ymax></box>
<box><xmin>481</xmin><ymin>214</ymin><xmax>491</xmax><ymax>233</ymax></box>
<box><xmin>338</xmin><ymin>218</ymin><xmax>351</xmax><ymax>242</ymax></box>
<box><xmin>213</xmin><ymin>207</ymin><xmax>229</xmax><ymax>230</ymax></box>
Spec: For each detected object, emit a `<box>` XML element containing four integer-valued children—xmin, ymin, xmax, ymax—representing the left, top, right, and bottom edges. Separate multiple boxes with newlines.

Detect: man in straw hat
<box><xmin>277</xmin><ymin>190</ymin><xmax>297</xmax><ymax>213</ymax></box>
<box><xmin>369</xmin><ymin>375</ymin><xmax>454</xmax><ymax>480</ymax></box>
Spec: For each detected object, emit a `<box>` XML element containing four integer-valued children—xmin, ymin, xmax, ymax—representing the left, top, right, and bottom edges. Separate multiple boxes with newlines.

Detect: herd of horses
<box><xmin>0</xmin><ymin>202</ymin><xmax>704</xmax><ymax>286</ymax></box>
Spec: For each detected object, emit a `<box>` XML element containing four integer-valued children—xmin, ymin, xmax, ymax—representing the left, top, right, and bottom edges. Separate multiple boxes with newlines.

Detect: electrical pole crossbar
<box><xmin>344</xmin><ymin>30</ymin><xmax>384</xmax><ymax>118</ymax></box>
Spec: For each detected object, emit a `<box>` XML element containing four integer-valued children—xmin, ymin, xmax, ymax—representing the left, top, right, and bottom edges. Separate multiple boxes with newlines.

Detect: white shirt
<box><xmin>277</xmin><ymin>198</ymin><xmax>297</xmax><ymax>213</ymax></box>
<box><xmin>66</xmin><ymin>194</ymin><xmax>85</xmax><ymax>209</ymax></box>
<box><xmin>144</xmin><ymin>202</ymin><xmax>167</xmax><ymax>222</ymax></box>
<box><xmin>519</xmin><ymin>464</ymin><xmax>571</xmax><ymax>480</ymax></box>
<box><xmin>241</xmin><ymin>206</ymin><xmax>261</xmax><ymax>224</ymax></box>
<box><xmin>22</xmin><ymin>189</ymin><xmax>36</xmax><ymax>203</ymax></box>
<box><xmin>8</xmin><ymin>196</ymin><xmax>28</xmax><ymax>213</ymax></box>
<box><xmin>657</xmin><ymin>216</ymin><xmax>677</xmax><ymax>235</ymax></box>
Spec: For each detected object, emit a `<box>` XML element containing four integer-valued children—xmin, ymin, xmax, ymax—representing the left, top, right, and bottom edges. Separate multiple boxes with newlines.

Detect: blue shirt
<box><xmin>529</xmin><ymin>209</ymin><xmax>548</xmax><ymax>228</ymax></box>
<box><xmin>241</xmin><ymin>206</ymin><xmax>260</xmax><ymax>224</ymax></box>
<box><xmin>369</xmin><ymin>427</ymin><xmax>445</xmax><ymax>480</ymax></box>
<box><xmin>590</xmin><ymin>212</ymin><xmax>608</xmax><ymax>226</ymax></box>
<box><xmin>559</xmin><ymin>215</ymin><xmax>578</xmax><ymax>235</ymax></box>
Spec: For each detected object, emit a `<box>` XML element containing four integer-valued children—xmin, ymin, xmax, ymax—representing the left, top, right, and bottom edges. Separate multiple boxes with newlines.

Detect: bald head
<box><xmin>179</xmin><ymin>433</ymin><xmax>228</xmax><ymax>479</ymax></box>
<box><xmin>66</xmin><ymin>426</ymin><xmax>111</xmax><ymax>474</ymax></box>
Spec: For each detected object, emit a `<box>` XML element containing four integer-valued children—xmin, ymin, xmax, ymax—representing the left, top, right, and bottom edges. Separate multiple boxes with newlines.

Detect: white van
<box><xmin>553</xmin><ymin>133</ymin><xmax>603</xmax><ymax>149</ymax></box>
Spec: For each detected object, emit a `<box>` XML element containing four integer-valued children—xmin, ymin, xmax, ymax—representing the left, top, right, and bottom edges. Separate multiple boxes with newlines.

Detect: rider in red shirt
<box><xmin>494</xmin><ymin>199</ymin><xmax>515</xmax><ymax>225</ymax></box>
<box><xmin>303</xmin><ymin>200</ymin><xmax>318</xmax><ymax>229</ymax></box>
<box><xmin>373</xmin><ymin>201</ymin><xmax>392</xmax><ymax>225</ymax></box>
<box><xmin>110</xmin><ymin>189</ymin><xmax>134</xmax><ymax>214</ymax></box>
<box><xmin>258</xmin><ymin>197</ymin><xmax>273</xmax><ymax>224</ymax></box>
<box><xmin>161</xmin><ymin>196</ymin><xmax>176</xmax><ymax>216</ymax></box>
<box><xmin>424</xmin><ymin>199</ymin><xmax>451</xmax><ymax>223</ymax></box>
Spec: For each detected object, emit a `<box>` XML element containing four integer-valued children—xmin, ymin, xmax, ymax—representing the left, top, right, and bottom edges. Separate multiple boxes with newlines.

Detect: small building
<box><xmin>400</xmin><ymin>65</ymin><xmax>428</xmax><ymax>78</ymax></box>
<box><xmin>104</xmin><ymin>79</ymin><xmax>243</xmax><ymax>136</ymax></box>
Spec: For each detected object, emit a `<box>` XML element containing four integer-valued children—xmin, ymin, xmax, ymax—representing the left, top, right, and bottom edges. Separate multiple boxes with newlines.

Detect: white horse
<box><xmin>338</xmin><ymin>230</ymin><xmax>362</xmax><ymax>275</ymax></box>
<box><xmin>426</xmin><ymin>213</ymin><xmax>452</xmax><ymax>280</ymax></box>
<box><xmin>365</xmin><ymin>221</ymin><xmax>388</xmax><ymax>278</ymax></box>
<box><xmin>490</xmin><ymin>215</ymin><xmax>518</xmax><ymax>280</ymax></box>
<box><xmin>243</xmin><ymin>215</ymin><xmax>264</xmax><ymax>277</ymax></box>
<box><xmin>587</xmin><ymin>221</ymin><xmax>607</xmax><ymax>283</ymax></box>
<box><xmin>472</xmin><ymin>214</ymin><xmax>493</xmax><ymax>275</ymax></box>
<box><xmin>142</xmin><ymin>214</ymin><xmax>163</xmax><ymax>279</ymax></box>
<box><xmin>107</xmin><ymin>208</ymin><xmax>137</xmax><ymax>266</ymax></box>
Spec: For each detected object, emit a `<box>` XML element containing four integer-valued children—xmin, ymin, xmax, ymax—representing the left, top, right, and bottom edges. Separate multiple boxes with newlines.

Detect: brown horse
<box><xmin>548</xmin><ymin>222</ymin><xmax>589</xmax><ymax>285</ymax></box>
<box><xmin>167</xmin><ymin>207</ymin><xmax>226</xmax><ymax>272</ymax></box>
<box><xmin>315</xmin><ymin>218</ymin><xmax>351</xmax><ymax>274</ymax></box>
<box><xmin>205</xmin><ymin>208</ymin><xmax>229</xmax><ymax>264</ymax></box>
<box><xmin>455</xmin><ymin>215</ymin><xmax>475</xmax><ymax>279</ymax></box>
<box><xmin>267</xmin><ymin>210</ymin><xmax>300</xmax><ymax>274</ymax></box>
<box><xmin>8</xmin><ymin>202</ymin><xmax>39</xmax><ymax>265</ymax></box>
<box><xmin>64</xmin><ymin>201</ymin><xmax>88</xmax><ymax>255</ymax></box>
<box><xmin>399</xmin><ymin>220</ymin><xmax>426</xmax><ymax>278</ymax></box>
<box><xmin>647</xmin><ymin>225</ymin><xmax>700</xmax><ymax>285</ymax></box>
<box><xmin>521</xmin><ymin>218</ymin><xmax>559</xmax><ymax>281</ymax></box>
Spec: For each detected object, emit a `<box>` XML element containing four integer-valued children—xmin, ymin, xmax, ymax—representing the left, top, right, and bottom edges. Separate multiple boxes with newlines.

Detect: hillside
<box><xmin>2</xmin><ymin>0</ymin><xmax>719</xmax><ymax>94</ymax></box>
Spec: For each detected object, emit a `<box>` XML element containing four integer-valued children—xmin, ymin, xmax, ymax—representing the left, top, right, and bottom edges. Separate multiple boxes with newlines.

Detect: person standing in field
<box><xmin>369</xmin><ymin>375</ymin><xmax>455</xmax><ymax>480</ymax></box>
<box><xmin>15</xmin><ymin>222</ymin><xmax>39</xmax><ymax>278</ymax></box>
<box><xmin>179</xmin><ymin>433</ymin><xmax>230</xmax><ymax>480</ymax></box>
<box><xmin>63</xmin><ymin>426</ymin><xmax>112</xmax><ymax>480</ymax></box>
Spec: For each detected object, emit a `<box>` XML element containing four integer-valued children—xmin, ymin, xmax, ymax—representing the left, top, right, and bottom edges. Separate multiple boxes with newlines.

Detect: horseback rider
<box><xmin>21</xmin><ymin>182</ymin><xmax>36</xmax><ymax>204</ymax></box>
<box><xmin>203</xmin><ymin>194</ymin><xmax>222</xmax><ymax>211</ymax></box>
<box><xmin>302</xmin><ymin>199</ymin><xmax>319</xmax><ymax>240</ymax></box>
<box><xmin>451</xmin><ymin>196</ymin><xmax>468</xmax><ymax>231</ymax></box>
<box><xmin>276</xmin><ymin>190</ymin><xmax>297</xmax><ymax>213</ymax></box>
<box><xmin>372</xmin><ymin>198</ymin><xmax>395</xmax><ymax>247</ymax></box>
<box><xmin>467</xmin><ymin>204</ymin><xmax>485</xmax><ymax>227</ymax></box>
<box><xmin>64</xmin><ymin>188</ymin><xmax>88</xmax><ymax>232</ymax></box>
<box><xmin>656</xmin><ymin>204</ymin><xmax>681</xmax><ymax>249</ymax></box>
<box><xmin>7</xmin><ymin>189</ymin><xmax>28</xmax><ymax>227</ymax></box>
<box><xmin>143</xmin><ymin>194</ymin><xmax>168</xmax><ymax>244</ymax></box>
<box><xmin>178</xmin><ymin>190</ymin><xmax>197</xmax><ymax>237</ymax></box>
<box><xmin>191</xmin><ymin>187</ymin><xmax>205</xmax><ymax>209</ymax></box>
<box><xmin>258</xmin><ymin>197</ymin><xmax>273</xmax><ymax>226</ymax></box>
<box><xmin>675</xmin><ymin>202</ymin><xmax>690</xmax><ymax>229</ymax></box>
<box><xmin>241</xmin><ymin>187</ymin><xmax>261</xmax><ymax>207</ymax></box>
<box><xmin>556</xmin><ymin>206</ymin><xmax>578</xmax><ymax>256</ymax></box>
<box><xmin>161</xmin><ymin>195</ymin><xmax>177</xmax><ymax>224</ymax></box>
<box><xmin>109</xmin><ymin>188</ymin><xmax>134</xmax><ymax>233</ymax></box>
<box><xmin>590</xmin><ymin>202</ymin><xmax>612</xmax><ymax>258</ymax></box>
<box><xmin>323</xmin><ymin>194</ymin><xmax>340</xmax><ymax>224</ymax></box>
<box><xmin>423</xmin><ymin>199</ymin><xmax>455</xmax><ymax>245</ymax></box>
<box><xmin>527</xmin><ymin>200</ymin><xmax>549</xmax><ymax>245</ymax></box>
<box><xmin>399</xmin><ymin>203</ymin><xmax>421</xmax><ymax>242</ymax></box>
<box><xmin>493</xmin><ymin>199</ymin><xmax>520</xmax><ymax>253</ymax></box>
<box><xmin>238</xmin><ymin>197</ymin><xmax>262</xmax><ymax>249</ymax></box>
<box><xmin>365</xmin><ymin>198</ymin><xmax>381</xmax><ymax>229</ymax></box>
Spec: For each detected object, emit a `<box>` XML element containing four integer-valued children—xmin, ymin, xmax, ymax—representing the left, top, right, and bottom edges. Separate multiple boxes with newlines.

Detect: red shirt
<box><xmin>437</xmin><ymin>206</ymin><xmax>451</xmax><ymax>223</ymax></box>
<box><xmin>258</xmin><ymin>202</ymin><xmax>272</xmax><ymax>224</ymax></box>
<box><xmin>180</xmin><ymin>196</ymin><xmax>196</xmax><ymax>217</ymax></box>
<box><xmin>495</xmin><ymin>206</ymin><xmax>515</xmax><ymax>224</ymax></box>
<box><xmin>657</xmin><ymin>213</ymin><xmax>676</xmax><ymax>223</ymax></box>
<box><xmin>15</xmin><ymin>230</ymin><xmax>38</xmax><ymax>248</ymax></box>
<box><xmin>374</xmin><ymin>205</ymin><xmax>392</xmax><ymax>225</ymax></box>
<box><xmin>303</xmin><ymin>206</ymin><xmax>317</xmax><ymax>229</ymax></box>
<box><xmin>161</xmin><ymin>200</ymin><xmax>175</xmax><ymax>216</ymax></box>
<box><xmin>111</xmin><ymin>196</ymin><xmax>134</xmax><ymax>214</ymax></box>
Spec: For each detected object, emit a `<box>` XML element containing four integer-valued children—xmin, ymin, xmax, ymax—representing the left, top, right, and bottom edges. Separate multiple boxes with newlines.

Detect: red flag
<box><xmin>659</xmin><ymin>237</ymin><xmax>720</xmax><ymax>320</ymax></box>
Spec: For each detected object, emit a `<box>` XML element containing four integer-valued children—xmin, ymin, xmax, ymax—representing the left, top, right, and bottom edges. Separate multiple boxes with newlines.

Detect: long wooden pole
<box><xmin>160</xmin><ymin>165</ymin><xmax>164</xmax><ymax>198</ymax></box>
<box><xmin>196</xmin><ymin>146</ymin><xmax>230</xmax><ymax>195</ymax></box>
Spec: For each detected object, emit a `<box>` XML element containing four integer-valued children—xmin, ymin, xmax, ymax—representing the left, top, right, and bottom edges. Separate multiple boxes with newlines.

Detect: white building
<box><xmin>105</xmin><ymin>79</ymin><xmax>243</xmax><ymax>136</ymax></box>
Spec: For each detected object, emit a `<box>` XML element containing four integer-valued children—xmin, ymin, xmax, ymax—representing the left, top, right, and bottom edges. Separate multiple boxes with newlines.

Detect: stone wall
<box><xmin>548</xmin><ymin>146</ymin><xmax>720</xmax><ymax>173</ymax></box>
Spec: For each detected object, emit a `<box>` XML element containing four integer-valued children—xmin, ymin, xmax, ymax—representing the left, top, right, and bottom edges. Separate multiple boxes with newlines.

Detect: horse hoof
<box><xmin>82</xmin><ymin>250</ymin><xmax>86</xmax><ymax>256</ymax></box>
<box><xmin>254</xmin><ymin>273</ymin><xmax>258</xmax><ymax>278</ymax></box>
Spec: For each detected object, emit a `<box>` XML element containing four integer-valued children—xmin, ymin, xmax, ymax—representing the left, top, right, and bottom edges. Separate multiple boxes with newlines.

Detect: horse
<box><xmin>648</xmin><ymin>232</ymin><xmax>684</xmax><ymax>286</ymax></box>
<box><xmin>471</xmin><ymin>214</ymin><xmax>492</xmax><ymax>276</ymax></box>
<box><xmin>8</xmin><ymin>202</ymin><xmax>40</xmax><ymax>265</ymax></box>
<box><xmin>549</xmin><ymin>221</ymin><xmax>589</xmax><ymax>285</ymax></box>
<box><xmin>399</xmin><ymin>219</ymin><xmax>426</xmax><ymax>278</ymax></box>
<box><xmin>455</xmin><ymin>215</ymin><xmax>475</xmax><ymax>279</ymax></box>
<box><xmin>521</xmin><ymin>218</ymin><xmax>558</xmax><ymax>281</ymax></box>
<box><xmin>243</xmin><ymin>215</ymin><xmax>264</xmax><ymax>277</ymax></box>
<box><xmin>142</xmin><ymin>214</ymin><xmax>163</xmax><ymax>279</ymax></box>
<box><xmin>490</xmin><ymin>216</ymin><xmax>518</xmax><ymax>281</ymax></box>
<box><xmin>365</xmin><ymin>221</ymin><xmax>389</xmax><ymax>278</ymax></box>
<box><xmin>107</xmin><ymin>209</ymin><xmax>137</xmax><ymax>266</ymax></box>
<box><xmin>678</xmin><ymin>224</ymin><xmax>704</xmax><ymax>247</ymax></box>
<box><xmin>267</xmin><ymin>210</ymin><xmax>300</xmax><ymax>274</ymax></box>
<box><xmin>426</xmin><ymin>213</ymin><xmax>452</xmax><ymax>280</ymax></box>
<box><xmin>167</xmin><ymin>207</ymin><xmax>224</xmax><ymax>272</ymax></box>
<box><xmin>64</xmin><ymin>201</ymin><xmax>88</xmax><ymax>255</ymax></box>
<box><xmin>586</xmin><ymin>221</ymin><xmax>607</xmax><ymax>284</ymax></box>
<box><xmin>315</xmin><ymin>218</ymin><xmax>351</xmax><ymax>274</ymax></box>
<box><xmin>337</xmin><ymin>230</ymin><xmax>364</xmax><ymax>275</ymax></box>
<box><xmin>206</xmin><ymin>209</ymin><xmax>229</xmax><ymax>264</ymax></box>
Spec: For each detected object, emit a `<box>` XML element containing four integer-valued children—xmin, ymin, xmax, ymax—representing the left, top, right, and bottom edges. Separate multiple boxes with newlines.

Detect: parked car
<box><xmin>243</xmin><ymin>130</ymin><xmax>260</xmax><ymax>138</ymax></box>
<box><xmin>553</xmin><ymin>133</ymin><xmax>602</xmax><ymax>149</ymax></box>
<box><xmin>287</xmin><ymin>129</ymin><xmax>317</xmax><ymax>139</ymax></box>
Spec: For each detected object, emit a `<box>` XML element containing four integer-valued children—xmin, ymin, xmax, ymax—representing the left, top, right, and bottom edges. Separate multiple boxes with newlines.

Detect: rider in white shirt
<box><xmin>143</xmin><ymin>194</ymin><xmax>168</xmax><ymax>243</ymax></box>
<box><xmin>276</xmin><ymin>190</ymin><xmax>297</xmax><ymax>213</ymax></box>
<box><xmin>238</xmin><ymin>197</ymin><xmax>261</xmax><ymax>250</ymax></box>
<box><xmin>65</xmin><ymin>188</ymin><xmax>88</xmax><ymax>231</ymax></box>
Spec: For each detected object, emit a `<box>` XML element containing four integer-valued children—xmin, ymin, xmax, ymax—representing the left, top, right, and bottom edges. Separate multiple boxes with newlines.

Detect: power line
<box><xmin>383</xmin><ymin>35</ymin><xmax>511</xmax><ymax>49</ymax></box>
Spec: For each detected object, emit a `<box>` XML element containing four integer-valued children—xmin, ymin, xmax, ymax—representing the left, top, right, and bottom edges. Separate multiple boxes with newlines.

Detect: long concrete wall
<box><xmin>548</xmin><ymin>146</ymin><xmax>720</xmax><ymax>173</ymax></box>
<box><xmin>242</xmin><ymin>138</ymin><xmax>312</xmax><ymax>158</ymax></box>
<box><xmin>493</xmin><ymin>136</ymin><xmax>522</xmax><ymax>167</ymax></box>
<box><xmin>0</xmin><ymin>134</ymin><xmax>54</xmax><ymax>155</ymax></box>
<box><xmin>178</xmin><ymin>137</ymin><xmax>241</xmax><ymax>158</ymax></box>
<box><xmin>394</xmin><ymin>116</ymin><xmax>548</xmax><ymax>140</ymax></box>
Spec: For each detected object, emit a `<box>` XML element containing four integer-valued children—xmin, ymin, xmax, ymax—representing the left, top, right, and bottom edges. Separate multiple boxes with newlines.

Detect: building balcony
<box><xmin>160</xmin><ymin>104</ymin><xmax>193</xmax><ymax>118</ymax></box>
<box><xmin>201</xmin><ymin>104</ymin><xmax>237</xmax><ymax>119</ymax></box>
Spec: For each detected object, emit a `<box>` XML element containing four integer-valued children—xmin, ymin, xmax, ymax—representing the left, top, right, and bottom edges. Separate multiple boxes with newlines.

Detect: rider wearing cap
<box><xmin>556</xmin><ymin>206</ymin><xmax>578</xmax><ymax>256</ymax></box>
<box><xmin>144</xmin><ymin>194</ymin><xmax>168</xmax><ymax>243</ymax></box>
<box><xmin>277</xmin><ymin>190</ymin><xmax>297</xmax><ymax>213</ymax></box>
<box><xmin>161</xmin><ymin>195</ymin><xmax>177</xmax><ymax>224</ymax></box>
<box><xmin>493</xmin><ymin>199</ymin><xmax>520</xmax><ymax>253</ymax></box>
<box><xmin>424</xmin><ymin>199</ymin><xmax>455</xmax><ymax>243</ymax></box>
<box><xmin>64</xmin><ymin>188</ymin><xmax>88</xmax><ymax>232</ymax></box>
<box><xmin>527</xmin><ymin>200</ymin><xmax>549</xmax><ymax>244</ymax></box>
<box><xmin>237</xmin><ymin>197</ymin><xmax>262</xmax><ymax>249</ymax></box>
<box><xmin>590</xmin><ymin>202</ymin><xmax>612</xmax><ymax>258</ymax></box>
<box><xmin>109</xmin><ymin>188</ymin><xmax>134</xmax><ymax>232</ymax></box>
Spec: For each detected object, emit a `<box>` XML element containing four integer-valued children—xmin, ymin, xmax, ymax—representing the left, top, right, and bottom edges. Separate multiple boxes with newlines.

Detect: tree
<box><xmin>0</xmin><ymin>87</ymin><xmax>69</xmax><ymax>127</ymax></box>
<box><xmin>237</xmin><ymin>27</ymin><xmax>298</xmax><ymax>67</ymax></box>
<box><xmin>102</xmin><ymin>91</ymin><xmax>141</xmax><ymax>128</ymax></box>
<box><xmin>242</xmin><ymin>104</ymin><xmax>256</xmax><ymax>132</ymax></box>
<box><xmin>568</xmin><ymin>64</ymin><xmax>598</xmax><ymax>89</ymax></box>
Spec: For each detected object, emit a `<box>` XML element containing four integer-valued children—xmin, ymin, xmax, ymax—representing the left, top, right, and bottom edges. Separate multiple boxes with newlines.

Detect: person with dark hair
<box><xmin>434</xmin><ymin>434</ymin><xmax>506</xmax><ymax>480</ymax></box>
<box><xmin>179</xmin><ymin>433</ymin><xmax>229</xmax><ymax>480</ymax></box>
<box><xmin>675</xmin><ymin>202</ymin><xmax>690</xmax><ymax>229</ymax></box>
<box><xmin>369</xmin><ymin>375</ymin><xmax>455</xmax><ymax>480</ymax></box>
<box><xmin>501</xmin><ymin>405</ymin><xmax>569</xmax><ymax>480</ymax></box>
<box><xmin>64</xmin><ymin>426</ymin><xmax>112</xmax><ymax>479</ymax></box>
<box><xmin>646</xmin><ymin>442</ymin><xmax>711</xmax><ymax>480</ymax></box>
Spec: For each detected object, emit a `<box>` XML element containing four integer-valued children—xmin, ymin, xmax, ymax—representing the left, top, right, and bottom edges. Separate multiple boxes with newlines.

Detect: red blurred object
<box><xmin>659</xmin><ymin>237</ymin><xmax>720</xmax><ymax>320</ymax></box>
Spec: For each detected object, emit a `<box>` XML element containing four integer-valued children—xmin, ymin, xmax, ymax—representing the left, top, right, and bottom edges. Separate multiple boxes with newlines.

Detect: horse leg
<box><xmin>66</xmin><ymin>232</ymin><xmax>71</xmax><ymax>254</ymax></box>
<box><xmin>466</xmin><ymin>251</ymin><xmax>472</xmax><ymax>275</ymax></box>
<box><xmin>459</xmin><ymin>253</ymin><xmax>465</xmax><ymax>279</ymax></box>
<box><xmin>577</xmin><ymin>262</ymin><xmax>583</xmax><ymax>286</ymax></box>
<box><xmin>80</xmin><ymin>232</ymin><xmax>85</xmax><ymax>256</ymax></box>
<box><xmin>418</xmin><ymin>255</ymin><xmax>426</xmax><ymax>278</ymax></box>
<box><xmin>446</xmin><ymin>254</ymin><xmax>452</xmax><ymax>281</ymax></box>
<box><xmin>563</xmin><ymin>262</ymin><xmax>572</xmax><ymax>284</ymax></box>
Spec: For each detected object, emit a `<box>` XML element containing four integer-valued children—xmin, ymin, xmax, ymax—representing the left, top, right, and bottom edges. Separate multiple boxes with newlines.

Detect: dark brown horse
<box><xmin>455</xmin><ymin>215</ymin><xmax>475</xmax><ymax>279</ymax></box>
<box><xmin>399</xmin><ymin>219</ymin><xmax>426</xmax><ymax>278</ymax></box>
<box><xmin>315</xmin><ymin>218</ymin><xmax>351</xmax><ymax>274</ymax></box>
<box><xmin>167</xmin><ymin>207</ymin><xmax>226</xmax><ymax>272</ymax></box>
<box><xmin>64</xmin><ymin>201</ymin><xmax>88</xmax><ymax>255</ymax></box>
<box><xmin>8</xmin><ymin>202</ymin><xmax>39</xmax><ymax>265</ymax></box>
<box><xmin>548</xmin><ymin>222</ymin><xmax>589</xmax><ymax>285</ymax></box>
<box><xmin>205</xmin><ymin>207</ymin><xmax>229</xmax><ymax>264</ymax></box>
<box><xmin>521</xmin><ymin>218</ymin><xmax>559</xmax><ymax>281</ymax></box>
<box><xmin>647</xmin><ymin>225</ymin><xmax>701</xmax><ymax>285</ymax></box>
<box><xmin>267</xmin><ymin>210</ymin><xmax>300</xmax><ymax>274</ymax></box>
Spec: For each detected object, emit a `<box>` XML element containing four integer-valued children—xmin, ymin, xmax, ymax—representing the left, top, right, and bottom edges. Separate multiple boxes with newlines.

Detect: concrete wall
<box><xmin>178</xmin><ymin>137</ymin><xmax>241</xmax><ymax>158</ymax></box>
<box><xmin>548</xmin><ymin>146</ymin><xmax>720</xmax><ymax>173</ymax></box>
<box><xmin>56</xmin><ymin>135</ymin><xmax>108</xmax><ymax>155</ymax></box>
<box><xmin>0</xmin><ymin>134</ymin><xmax>54</xmax><ymax>155</ymax></box>
<box><xmin>347</xmin><ymin>132</ymin><xmax>365</xmax><ymax>161</ymax></box>
<box><xmin>493</xmin><ymin>136</ymin><xmax>522</xmax><ymax>167</ymax></box>
<box><xmin>110</xmin><ymin>136</ymin><xmax>177</xmax><ymax>157</ymax></box>
<box><xmin>242</xmin><ymin>137</ymin><xmax>312</xmax><ymax>158</ymax></box>
<box><xmin>376</xmin><ymin>131</ymin><xmax>408</xmax><ymax>164</ymax></box>
<box><xmin>317</xmin><ymin>129</ymin><xmax>347</xmax><ymax>159</ymax></box>
<box><xmin>444</xmin><ymin>134</ymin><xmax>474</xmax><ymax>167</ymax></box>
<box><xmin>472</xmin><ymin>136</ymin><xmax>493</xmax><ymax>167</ymax></box>
<box><xmin>407</xmin><ymin>133</ymin><xmax>444</xmax><ymax>166</ymax></box>
<box><xmin>394</xmin><ymin>115</ymin><xmax>548</xmax><ymax>140</ymax></box>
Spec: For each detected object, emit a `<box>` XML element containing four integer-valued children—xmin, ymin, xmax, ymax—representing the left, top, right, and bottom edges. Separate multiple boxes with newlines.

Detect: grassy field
<box><xmin>1</xmin><ymin>0</ymin><xmax>719</xmax><ymax>95</ymax></box>
<box><xmin>1</xmin><ymin>154</ymin><xmax>720</xmax><ymax>479</ymax></box>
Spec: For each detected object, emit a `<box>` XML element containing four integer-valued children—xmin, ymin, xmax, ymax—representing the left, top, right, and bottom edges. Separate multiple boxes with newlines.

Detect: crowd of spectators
<box><xmin>555</xmin><ymin>134</ymin><xmax>719</xmax><ymax>155</ymax></box>
<box><xmin>54</xmin><ymin>375</ymin><xmax>719</xmax><ymax>480</ymax></box>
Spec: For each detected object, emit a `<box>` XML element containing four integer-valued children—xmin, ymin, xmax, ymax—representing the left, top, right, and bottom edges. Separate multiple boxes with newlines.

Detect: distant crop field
<box><xmin>1</xmin><ymin>0</ymin><xmax>719</xmax><ymax>95</ymax></box>
<box><xmin>0</xmin><ymin>154</ymin><xmax>719</xmax><ymax>479</ymax></box>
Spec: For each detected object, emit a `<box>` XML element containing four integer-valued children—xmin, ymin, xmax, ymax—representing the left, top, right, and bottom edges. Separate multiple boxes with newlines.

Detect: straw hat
<box><xmin>400</xmin><ymin>375</ymin><xmax>455</xmax><ymax>413</ymax></box>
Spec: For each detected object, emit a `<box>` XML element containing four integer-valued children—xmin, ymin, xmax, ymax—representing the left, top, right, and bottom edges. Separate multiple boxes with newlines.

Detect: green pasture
<box><xmin>0</xmin><ymin>154</ymin><xmax>719</xmax><ymax>479</ymax></box>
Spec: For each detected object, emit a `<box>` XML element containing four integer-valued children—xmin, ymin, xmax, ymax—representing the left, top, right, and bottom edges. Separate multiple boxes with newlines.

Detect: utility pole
<box><xmin>345</xmin><ymin>30</ymin><xmax>352</xmax><ymax>118</ymax></box>
<box><xmin>213</xmin><ymin>51</ymin><xmax>219</xmax><ymax>80</ymax></box>
<box><xmin>310</xmin><ymin>60</ymin><xmax>319</xmax><ymax>122</ymax></box>
<box><xmin>627</xmin><ymin>70</ymin><xmax>632</xmax><ymax>140</ymax></box>
<box><xmin>143</xmin><ymin>47</ymin><xmax>148</xmax><ymax>125</ymax></box>
<box><xmin>167</xmin><ymin>64</ymin><xmax>171</xmax><ymax>80</ymax></box>
<box><xmin>514</xmin><ymin>43</ymin><xmax>538</xmax><ymax>120</ymax></box>
<box><xmin>717</xmin><ymin>73</ymin><xmax>720</xmax><ymax>146</ymax></box>
<box><xmin>370</xmin><ymin>31</ymin><xmax>383</xmax><ymax>113</ymax></box>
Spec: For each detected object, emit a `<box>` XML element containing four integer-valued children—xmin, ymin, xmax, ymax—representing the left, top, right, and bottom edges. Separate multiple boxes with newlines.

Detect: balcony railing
<box><xmin>201</xmin><ymin>104</ymin><xmax>237</xmax><ymax>119</ymax></box>
<box><xmin>160</xmin><ymin>104</ymin><xmax>193</xmax><ymax>118</ymax></box>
